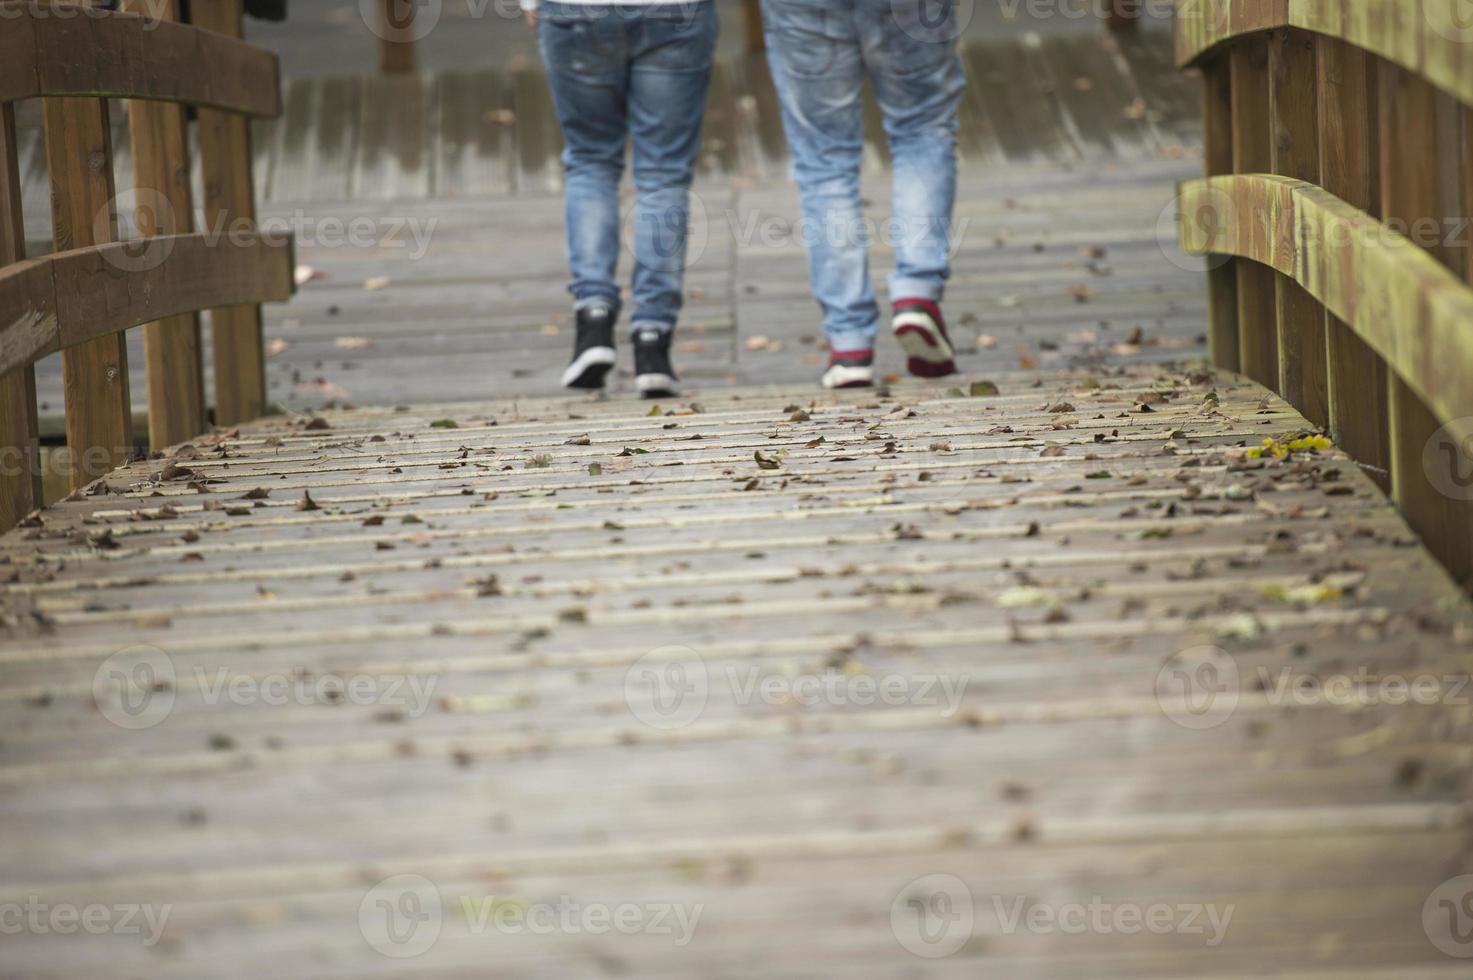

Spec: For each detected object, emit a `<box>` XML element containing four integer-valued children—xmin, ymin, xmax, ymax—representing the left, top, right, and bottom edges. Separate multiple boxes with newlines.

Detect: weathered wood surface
<box><xmin>1177</xmin><ymin>174</ymin><xmax>1473</xmax><ymax>459</ymax></box>
<box><xmin>0</xmin><ymin>0</ymin><xmax>282</xmax><ymax>116</ymax></box>
<box><xmin>0</xmin><ymin>100</ymin><xmax>40</xmax><ymax>530</ymax></box>
<box><xmin>123</xmin><ymin>0</ymin><xmax>208</xmax><ymax>452</ymax></box>
<box><xmin>191</xmin><ymin>0</ymin><xmax>270</xmax><ymax>427</ymax></box>
<box><xmin>0</xmin><ymin>232</ymin><xmax>295</xmax><ymax>379</ymax></box>
<box><xmin>2</xmin><ymin>367</ymin><xmax>1471</xmax><ymax>975</ymax></box>
<box><xmin>1174</xmin><ymin>0</ymin><xmax>1473</xmax><ymax>109</ymax></box>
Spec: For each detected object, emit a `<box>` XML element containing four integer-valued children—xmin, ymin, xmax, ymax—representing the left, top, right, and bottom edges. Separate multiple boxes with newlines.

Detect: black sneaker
<box><xmin>633</xmin><ymin>324</ymin><xmax>679</xmax><ymax>398</ymax></box>
<box><xmin>561</xmin><ymin>302</ymin><xmax>618</xmax><ymax>389</ymax></box>
<box><xmin>821</xmin><ymin>348</ymin><xmax>875</xmax><ymax>389</ymax></box>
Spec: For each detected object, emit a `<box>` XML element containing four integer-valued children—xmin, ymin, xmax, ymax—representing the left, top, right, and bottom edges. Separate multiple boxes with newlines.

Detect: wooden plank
<box><xmin>1174</xmin><ymin>0</ymin><xmax>1473</xmax><ymax>113</ymax></box>
<box><xmin>1200</xmin><ymin>53</ymin><xmax>1239</xmax><ymax>371</ymax></box>
<box><xmin>188</xmin><ymin>0</ymin><xmax>267</xmax><ymax>427</ymax></box>
<box><xmin>1267</xmin><ymin>27</ymin><xmax>1327</xmax><ymax>427</ymax></box>
<box><xmin>1229</xmin><ymin>35</ymin><xmax>1278</xmax><ymax>386</ymax></box>
<box><xmin>122</xmin><ymin>0</ymin><xmax>205</xmax><ymax>451</ymax></box>
<box><xmin>1377</xmin><ymin>63</ymin><xmax>1473</xmax><ymax>585</ymax></box>
<box><xmin>0</xmin><ymin>234</ymin><xmax>293</xmax><ymax>379</ymax></box>
<box><xmin>0</xmin><ymin>2</ymin><xmax>281</xmax><ymax>117</ymax></box>
<box><xmin>1317</xmin><ymin>38</ymin><xmax>1388</xmax><ymax>490</ymax></box>
<box><xmin>43</xmin><ymin>95</ymin><xmax>133</xmax><ymax>491</ymax></box>
<box><xmin>0</xmin><ymin>102</ymin><xmax>40</xmax><ymax>530</ymax></box>
<box><xmin>1</xmin><ymin>370</ymin><xmax>1471</xmax><ymax>977</ymax></box>
<box><xmin>1179</xmin><ymin>174</ymin><xmax>1473</xmax><ymax>453</ymax></box>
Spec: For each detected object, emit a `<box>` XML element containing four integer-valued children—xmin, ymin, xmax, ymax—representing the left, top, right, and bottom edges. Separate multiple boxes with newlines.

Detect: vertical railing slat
<box><xmin>124</xmin><ymin>0</ymin><xmax>207</xmax><ymax>451</ymax></box>
<box><xmin>1317</xmin><ymin>38</ymin><xmax>1388</xmax><ymax>491</ymax></box>
<box><xmin>1267</xmin><ymin>28</ymin><xmax>1328</xmax><ymax>428</ymax></box>
<box><xmin>1378</xmin><ymin>64</ymin><xmax>1473</xmax><ymax>585</ymax></box>
<box><xmin>1229</xmin><ymin>36</ymin><xmax>1279</xmax><ymax>387</ymax></box>
<box><xmin>191</xmin><ymin>0</ymin><xmax>268</xmax><ymax>427</ymax></box>
<box><xmin>44</xmin><ymin>95</ymin><xmax>134</xmax><ymax>491</ymax></box>
<box><xmin>0</xmin><ymin>102</ymin><xmax>41</xmax><ymax>529</ymax></box>
<box><xmin>1201</xmin><ymin>53</ymin><xmax>1240</xmax><ymax>372</ymax></box>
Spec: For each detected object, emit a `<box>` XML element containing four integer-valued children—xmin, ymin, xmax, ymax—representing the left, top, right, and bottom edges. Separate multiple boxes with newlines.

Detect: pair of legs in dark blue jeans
<box><xmin>538</xmin><ymin>0</ymin><xmax>962</xmax><ymax>392</ymax></box>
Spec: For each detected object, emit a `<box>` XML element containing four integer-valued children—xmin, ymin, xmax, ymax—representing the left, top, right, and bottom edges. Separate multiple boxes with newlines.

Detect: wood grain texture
<box><xmin>188</xmin><ymin>0</ymin><xmax>269</xmax><ymax>426</ymax></box>
<box><xmin>1229</xmin><ymin>36</ymin><xmax>1278</xmax><ymax>386</ymax></box>
<box><xmin>1267</xmin><ymin>27</ymin><xmax>1327</xmax><ymax>428</ymax></box>
<box><xmin>0</xmin><ymin>233</ymin><xmax>293</xmax><ymax>379</ymax></box>
<box><xmin>0</xmin><ymin>102</ymin><xmax>39</xmax><ymax>531</ymax></box>
<box><xmin>44</xmin><ymin>95</ymin><xmax>133</xmax><ymax>491</ymax></box>
<box><xmin>1175</xmin><ymin>0</ymin><xmax>1473</xmax><ymax>111</ymax></box>
<box><xmin>122</xmin><ymin>0</ymin><xmax>206</xmax><ymax>451</ymax></box>
<box><xmin>1179</xmin><ymin>174</ymin><xmax>1473</xmax><ymax>451</ymax></box>
<box><xmin>1180</xmin><ymin>168</ymin><xmax>1473</xmax><ymax>581</ymax></box>
<box><xmin>1317</xmin><ymin>38</ymin><xmax>1388</xmax><ymax>490</ymax></box>
<box><xmin>1201</xmin><ymin>53</ymin><xmax>1239</xmax><ymax>371</ymax></box>
<box><xmin>1377</xmin><ymin>63</ymin><xmax>1473</xmax><ymax>585</ymax></box>
<box><xmin>0</xmin><ymin>0</ymin><xmax>281</xmax><ymax>117</ymax></box>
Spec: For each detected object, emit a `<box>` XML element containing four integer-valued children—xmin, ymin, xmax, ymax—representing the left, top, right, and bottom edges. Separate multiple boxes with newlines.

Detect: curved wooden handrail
<box><xmin>0</xmin><ymin>2</ymin><xmax>282</xmax><ymax>116</ymax></box>
<box><xmin>0</xmin><ymin>232</ymin><xmax>294</xmax><ymax>377</ymax></box>
<box><xmin>1174</xmin><ymin>0</ymin><xmax>1473</xmax><ymax>108</ymax></box>
<box><xmin>1178</xmin><ymin>173</ymin><xmax>1473</xmax><ymax>445</ymax></box>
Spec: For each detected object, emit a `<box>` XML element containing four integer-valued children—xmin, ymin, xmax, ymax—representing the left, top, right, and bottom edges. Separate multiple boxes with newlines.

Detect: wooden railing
<box><xmin>1174</xmin><ymin>0</ymin><xmax>1473</xmax><ymax>584</ymax></box>
<box><xmin>0</xmin><ymin>0</ymin><xmax>294</xmax><ymax>531</ymax></box>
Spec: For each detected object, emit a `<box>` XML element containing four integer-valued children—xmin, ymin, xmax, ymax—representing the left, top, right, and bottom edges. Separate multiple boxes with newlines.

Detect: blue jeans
<box><xmin>762</xmin><ymin>0</ymin><xmax>965</xmax><ymax>351</ymax></box>
<box><xmin>538</xmin><ymin>1</ymin><xmax>717</xmax><ymax>333</ymax></box>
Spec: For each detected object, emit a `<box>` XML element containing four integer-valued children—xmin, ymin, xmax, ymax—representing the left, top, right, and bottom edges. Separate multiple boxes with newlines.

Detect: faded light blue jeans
<box><xmin>762</xmin><ymin>0</ymin><xmax>965</xmax><ymax>352</ymax></box>
<box><xmin>538</xmin><ymin>1</ymin><xmax>717</xmax><ymax>333</ymax></box>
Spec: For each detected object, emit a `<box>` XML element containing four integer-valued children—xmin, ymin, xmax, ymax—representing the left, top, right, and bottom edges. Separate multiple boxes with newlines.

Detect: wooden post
<box><xmin>1229</xmin><ymin>35</ymin><xmax>1278</xmax><ymax>387</ymax></box>
<box><xmin>124</xmin><ymin>0</ymin><xmax>206</xmax><ymax>450</ymax></box>
<box><xmin>1201</xmin><ymin>54</ymin><xmax>1239</xmax><ymax>372</ymax></box>
<box><xmin>380</xmin><ymin>0</ymin><xmax>416</xmax><ymax>73</ymax></box>
<box><xmin>190</xmin><ymin>0</ymin><xmax>268</xmax><ymax>426</ymax></box>
<box><xmin>0</xmin><ymin>102</ymin><xmax>41</xmax><ymax>528</ymax></box>
<box><xmin>1378</xmin><ymin>64</ymin><xmax>1473</xmax><ymax>585</ymax></box>
<box><xmin>1267</xmin><ymin>28</ymin><xmax>1327</xmax><ymax>428</ymax></box>
<box><xmin>1317</xmin><ymin>38</ymin><xmax>1388</xmax><ymax>491</ymax></box>
<box><xmin>45</xmin><ymin>96</ymin><xmax>134</xmax><ymax>490</ymax></box>
<box><xmin>743</xmin><ymin>0</ymin><xmax>764</xmax><ymax>52</ymax></box>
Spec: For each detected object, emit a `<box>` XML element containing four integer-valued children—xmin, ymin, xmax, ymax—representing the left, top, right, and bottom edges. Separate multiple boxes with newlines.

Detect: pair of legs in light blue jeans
<box><xmin>538</xmin><ymin>1</ymin><xmax>717</xmax><ymax>335</ymax></box>
<box><xmin>761</xmin><ymin>0</ymin><xmax>965</xmax><ymax>354</ymax></box>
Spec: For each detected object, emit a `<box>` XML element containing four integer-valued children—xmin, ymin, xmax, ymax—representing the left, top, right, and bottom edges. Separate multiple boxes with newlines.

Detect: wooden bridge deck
<box><xmin>3</xmin><ymin>366</ymin><xmax>1473</xmax><ymax>975</ymax></box>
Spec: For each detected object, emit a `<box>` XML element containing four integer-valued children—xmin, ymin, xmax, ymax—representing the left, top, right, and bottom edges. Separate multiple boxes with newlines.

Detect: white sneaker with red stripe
<box><xmin>891</xmin><ymin>298</ymin><xmax>958</xmax><ymax>378</ymax></box>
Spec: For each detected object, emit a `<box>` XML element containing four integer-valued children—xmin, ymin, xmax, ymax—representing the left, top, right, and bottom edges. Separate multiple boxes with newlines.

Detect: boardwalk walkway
<box><xmin>4</xmin><ymin>367</ymin><xmax>1473</xmax><ymax>975</ymax></box>
<box><xmin>4</xmin><ymin>17</ymin><xmax>1473</xmax><ymax>979</ymax></box>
